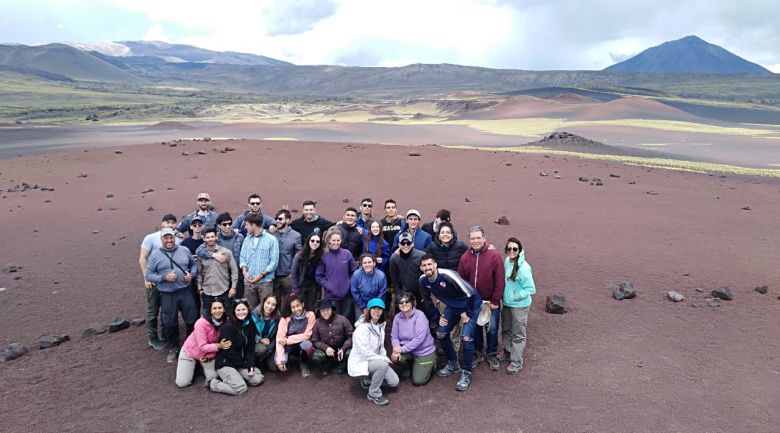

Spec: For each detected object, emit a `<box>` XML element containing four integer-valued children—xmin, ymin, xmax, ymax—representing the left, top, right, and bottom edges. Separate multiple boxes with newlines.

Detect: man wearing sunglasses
<box><xmin>176</xmin><ymin>192</ymin><xmax>218</xmax><ymax>237</ymax></box>
<box><xmin>388</xmin><ymin>232</ymin><xmax>425</xmax><ymax>304</ymax></box>
<box><xmin>272</xmin><ymin>209</ymin><xmax>302</xmax><ymax>301</ymax></box>
<box><xmin>290</xmin><ymin>200</ymin><xmax>334</xmax><ymax>246</ymax></box>
<box><xmin>197</xmin><ymin>212</ymin><xmax>244</xmax><ymax>296</ymax></box>
<box><xmin>355</xmin><ymin>198</ymin><xmax>373</xmax><ymax>231</ymax></box>
<box><xmin>239</xmin><ymin>213</ymin><xmax>279</xmax><ymax>309</ymax></box>
<box><xmin>233</xmin><ymin>194</ymin><xmax>275</xmax><ymax>236</ymax></box>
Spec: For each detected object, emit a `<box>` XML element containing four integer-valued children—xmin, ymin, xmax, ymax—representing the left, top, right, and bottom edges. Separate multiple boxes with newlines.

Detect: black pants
<box><xmin>161</xmin><ymin>288</ymin><xmax>198</xmax><ymax>348</ymax></box>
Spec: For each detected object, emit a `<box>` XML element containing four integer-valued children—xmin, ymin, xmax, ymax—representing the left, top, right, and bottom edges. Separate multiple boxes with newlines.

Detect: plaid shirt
<box><xmin>239</xmin><ymin>230</ymin><xmax>279</xmax><ymax>282</ymax></box>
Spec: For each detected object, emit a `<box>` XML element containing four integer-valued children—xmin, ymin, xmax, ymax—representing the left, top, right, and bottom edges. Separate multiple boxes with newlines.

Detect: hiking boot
<box><xmin>300</xmin><ymin>362</ymin><xmax>311</xmax><ymax>377</ymax></box>
<box><xmin>487</xmin><ymin>354</ymin><xmax>500</xmax><ymax>371</ymax></box>
<box><xmin>367</xmin><ymin>394</ymin><xmax>389</xmax><ymax>406</ymax></box>
<box><xmin>436</xmin><ymin>360</ymin><xmax>461</xmax><ymax>377</ymax></box>
<box><xmin>455</xmin><ymin>371</ymin><xmax>472</xmax><ymax>391</ymax></box>
<box><xmin>166</xmin><ymin>348</ymin><xmax>178</xmax><ymax>364</ymax></box>
<box><xmin>472</xmin><ymin>352</ymin><xmax>484</xmax><ymax>369</ymax></box>
<box><xmin>148</xmin><ymin>338</ymin><xmax>167</xmax><ymax>351</ymax></box>
<box><xmin>506</xmin><ymin>361</ymin><xmax>523</xmax><ymax>375</ymax></box>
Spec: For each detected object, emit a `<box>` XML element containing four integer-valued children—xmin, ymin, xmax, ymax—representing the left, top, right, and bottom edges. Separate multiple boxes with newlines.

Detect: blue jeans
<box><xmin>436</xmin><ymin>305</ymin><xmax>480</xmax><ymax>372</ymax></box>
<box><xmin>474</xmin><ymin>306</ymin><xmax>500</xmax><ymax>355</ymax></box>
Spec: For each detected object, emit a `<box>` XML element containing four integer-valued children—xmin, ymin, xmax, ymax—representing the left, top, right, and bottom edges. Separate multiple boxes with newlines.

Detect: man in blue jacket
<box><xmin>145</xmin><ymin>228</ymin><xmax>198</xmax><ymax>363</ymax></box>
<box><xmin>419</xmin><ymin>254</ymin><xmax>481</xmax><ymax>392</ymax></box>
<box><xmin>392</xmin><ymin>209</ymin><xmax>432</xmax><ymax>252</ymax></box>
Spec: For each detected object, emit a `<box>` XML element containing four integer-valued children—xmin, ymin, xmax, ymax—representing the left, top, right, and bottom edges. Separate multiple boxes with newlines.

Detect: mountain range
<box><xmin>0</xmin><ymin>36</ymin><xmax>774</xmax><ymax>97</ymax></box>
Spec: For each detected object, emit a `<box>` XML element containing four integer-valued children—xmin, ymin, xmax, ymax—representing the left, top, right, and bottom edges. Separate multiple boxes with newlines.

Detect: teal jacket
<box><xmin>502</xmin><ymin>252</ymin><xmax>535</xmax><ymax>308</ymax></box>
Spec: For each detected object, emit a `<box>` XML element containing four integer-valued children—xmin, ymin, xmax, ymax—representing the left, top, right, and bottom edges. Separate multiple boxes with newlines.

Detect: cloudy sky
<box><xmin>1</xmin><ymin>0</ymin><xmax>778</xmax><ymax>71</ymax></box>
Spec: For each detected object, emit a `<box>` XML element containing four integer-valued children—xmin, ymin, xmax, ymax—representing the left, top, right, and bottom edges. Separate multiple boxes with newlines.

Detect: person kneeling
<box><xmin>275</xmin><ymin>294</ymin><xmax>316</xmax><ymax>377</ymax></box>
<box><xmin>210</xmin><ymin>299</ymin><xmax>264</xmax><ymax>395</ymax></box>
<box><xmin>348</xmin><ymin>298</ymin><xmax>398</xmax><ymax>406</ymax></box>
<box><xmin>390</xmin><ymin>292</ymin><xmax>436</xmax><ymax>386</ymax></box>
<box><xmin>311</xmin><ymin>299</ymin><xmax>353</xmax><ymax>376</ymax></box>
<box><xmin>175</xmin><ymin>300</ymin><xmax>231</xmax><ymax>388</ymax></box>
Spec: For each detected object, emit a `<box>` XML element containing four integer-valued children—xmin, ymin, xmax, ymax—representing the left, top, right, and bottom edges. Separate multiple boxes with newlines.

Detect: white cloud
<box><xmin>143</xmin><ymin>23</ymin><xmax>169</xmax><ymax>42</ymax></box>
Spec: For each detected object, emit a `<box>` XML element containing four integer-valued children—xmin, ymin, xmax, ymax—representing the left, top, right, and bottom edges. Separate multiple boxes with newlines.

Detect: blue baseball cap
<box><xmin>367</xmin><ymin>298</ymin><xmax>385</xmax><ymax>310</ymax></box>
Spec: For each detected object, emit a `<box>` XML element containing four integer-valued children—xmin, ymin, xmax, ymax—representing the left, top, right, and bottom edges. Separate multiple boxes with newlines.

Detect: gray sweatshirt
<box><xmin>198</xmin><ymin>246</ymin><xmax>238</xmax><ymax>296</ymax></box>
<box><xmin>145</xmin><ymin>245</ymin><xmax>197</xmax><ymax>293</ymax></box>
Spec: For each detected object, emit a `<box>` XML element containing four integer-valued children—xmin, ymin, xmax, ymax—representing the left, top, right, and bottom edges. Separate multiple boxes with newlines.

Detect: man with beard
<box><xmin>290</xmin><ymin>200</ymin><xmax>334</xmax><ymax>246</ymax></box>
<box><xmin>239</xmin><ymin>213</ymin><xmax>279</xmax><ymax>309</ymax></box>
<box><xmin>197</xmin><ymin>212</ymin><xmax>245</xmax><ymax>296</ymax></box>
<box><xmin>355</xmin><ymin>197</ymin><xmax>373</xmax><ymax>231</ymax></box>
<box><xmin>139</xmin><ymin>213</ymin><xmax>180</xmax><ymax>351</ymax></box>
<box><xmin>272</xmin><ymin>209</ymin><xmax>302</xmax><ymax>302</ymax></box>
<box><xmin>146</xmin><ymin>228</ymin><xmax>198</xmax><ymax>363</ymax></box>
<box><xmin>176</xmin><ymin>192</ymin><xmax>218</xmax><ymax>236</ymax></box>
<box><xmin>197</xmin><ymin>228</ymin><xmax>238</xmax><ymax>315</ymax></box>
<box><xmin>388</xmin><ymin>233</ymin><xmax>425</xmax><ymax>304</ymax></box>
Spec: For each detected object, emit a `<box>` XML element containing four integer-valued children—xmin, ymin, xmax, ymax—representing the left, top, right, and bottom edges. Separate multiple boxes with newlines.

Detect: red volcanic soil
<box><xmin>1</xmin><ymin>140</ymin><xmax>779</xmax><ymax>432</ymax></box>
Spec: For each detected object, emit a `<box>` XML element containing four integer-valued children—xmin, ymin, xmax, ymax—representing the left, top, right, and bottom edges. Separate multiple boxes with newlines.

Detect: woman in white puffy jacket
<box><xmin>347</xmin><ymin>297</ymin><xmax>399</xmax><ymax>406</ymax></box>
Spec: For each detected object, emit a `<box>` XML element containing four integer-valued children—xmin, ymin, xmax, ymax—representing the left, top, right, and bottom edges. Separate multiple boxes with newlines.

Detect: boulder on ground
<box><xmin>545</xmin><ymin>294</ymin><xmax>567</xmax><ymax>314</ymax></box>
<box><xmin>494</xmin><ymin>216</ymin><xmax>510</xmax><ymax>225</ymax></box>
<box><xmin>754</xmin><ymin>285</ymin><xmax>768</xmax><ymax>294</ymax></box>
<box><xmin>109</xmin><ymin>317</ymin><xmax>130</xmax><ymax>333</ymax></box>
<box><xmin>4</xmin><ymin>342</ymin><xmax>28</xmax><ymax>361</ymax></box>
<box><xmin>39</xmin><ymin>334</ymin><xmax>70</xmax><ymax>349</ymax></box>
<box><xmin>612</xmin><ymin>281</ymin><xmax>637</xmax><ymax>300</ymax></box>
<box><xmin>706</xmin><ymin>297</ymin><xmax>721</xmax><ymax>308</ymax></box>
<box><xmin>81</xmin><ymin>324</ymin><xmax>108</xmax><ymax>338</ymax></box>
<box><xmin>667</xmin><ymin>291</ymin><xmax>685</xmax><ymax>302</ymax></box>
<box><xmin>711</xmin><ymin>287</ymin><xmax>734</xmax><ymax>301</ymax></box>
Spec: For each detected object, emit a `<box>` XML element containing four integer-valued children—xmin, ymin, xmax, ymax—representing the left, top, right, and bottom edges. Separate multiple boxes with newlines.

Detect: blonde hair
<box><xmin>323</xmin><ymin>226</ymin><xmax>342</xmax><ymax>253</ymax></box>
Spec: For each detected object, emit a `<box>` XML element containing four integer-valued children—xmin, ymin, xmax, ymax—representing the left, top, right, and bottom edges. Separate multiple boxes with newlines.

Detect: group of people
<box><xmin>140</xmin><ymin>193</ymin><xmax>536</xmax><ymax>404</ymax></box>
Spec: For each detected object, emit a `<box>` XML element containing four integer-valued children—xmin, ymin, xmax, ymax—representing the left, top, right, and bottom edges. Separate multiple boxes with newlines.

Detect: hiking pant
<box><xmin>160</xmin><ymin>288</ymin><xmax>197</xmax><ymax>348</ymax></box>
<box><xmin>399</xmin><ymin>352</ymin><xmax>435</xmax><ymax>386</ymax></box>
<box><xmin>145</xmin><ymin>284</ymin><xmax>161</xmax><ymax>340</ymax></box>
<box><xmin>175</xmin><ymin>349</ymin><xmax>217</xmax><ymax>388</ymax></box>
<box><xmin>501</xmin><ymin>306</ymin><xmax>529</xmax><ymax>365</ymax></box>
<box><xmin>245</xmin><ymin>281</ymin><xmax>273</xmax><ymax>310</ymax></box>
<box><xmin>210</xmin><ymin>366</ymin><xmax>263</xmax><ymax>396</ymax></box>
<box><xmin>367</xmin><ymin>359</ymin><xmax>399</xmax><ymax>398</ymax></box>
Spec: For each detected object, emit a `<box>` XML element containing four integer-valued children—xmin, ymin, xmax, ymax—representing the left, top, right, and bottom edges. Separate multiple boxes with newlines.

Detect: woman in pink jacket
<box><xmin>275</xmin><ymin>293</ymin><xmax>316</xmax><ymax>377</ymax></box>
<box><xmin>175</xmin><ymin>300</ymin><xmax>232</xmax><ymax>387</ymax></box>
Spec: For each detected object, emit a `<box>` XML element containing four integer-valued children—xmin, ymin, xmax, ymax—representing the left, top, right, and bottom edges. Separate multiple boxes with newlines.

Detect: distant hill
<box><xmin>71</xmin><ymin>41</ymin><xmax>292</xmax><ymax>66</ymax></box>
<box><xmin>604</xmin><ymin>35</ymin><xmax>770</xmax><ymax>74</ymax></box>
<box><xmin>0</xmin><ymin>43</ymin><xmax>142</xmax><ymax>82</ymax></box>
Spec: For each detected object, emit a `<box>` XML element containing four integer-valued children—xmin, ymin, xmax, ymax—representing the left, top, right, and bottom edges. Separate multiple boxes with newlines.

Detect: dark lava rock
<box><xmin>754</xmin><ymin>285</ymin><xmax>768</xmax><ymax>294</ymax></box>
<box><xmin>595</xmin><ymin>180</ymin><xmax>603</xmax><ymax>186</ymax></box>
<box><xmin>197</xmin><ymin>151</ymin><xmax>207</xmax><ymax>155</ymax></box>
<box><xmin>711</xmin><ymin>287</ymin><xmax>734</xmax><ymax>301</ymax></box>
<box><xmin>224</xmin><ymin>146</ymin><xmax>236</xmax><ymax>152</ymax></box>
<box><xmin>579</xmin><ymin>177</ymin><xmax>588</xmax><ymax>182</ymax></box>
<box><xmin>81</xmin><ymin>324</ymin><xmax>108</xmax><ymax>338</ymax></box>
<box><xmin>612</xmin><ymin>281</ymin><xmax>637</xmax><ymax>300</ymax></box>
<box><xmin>464</xmin><ymin>196</ymin><xmax>471</xmax><ymax>203</ymax></box>
<box><xmin>141</xmin><ymin>188</ymin><xmax>154</xmax><ymax>194</ymax></box>
<box><xmin>539</xmin><ymin>171</ymin><xmax>549</xmax><ymax>177</ymax></box>
<box><xmin>545</xmin><ymin>294</ymin><xmax>567</xmax><ymax>314</ymax></box>
<box><xmin>182</xmin><ymin>151</ymin><xmax>190</xmax><ymax>156</ymax></box>
<box><xmin>741</xmin><ymin>206</ymin><xmax>751</xmax><ymax>211</ymax></box>
<box><xmin>494</xmin><ymin>216</ymin><xmax>510</xmax><ymax>225</ymax></box>
<box><xmin>130</xmin><ymin>318</ymin><xmax>146</xmax><ymax>327</ymax></box>
<box><xmin>408</xmin><ymin>152</ymin><xmax>421</xmax><ymax>157</ymax></box>
<box><xmin>105</xmin><ymin>193</ymin><xmax>114</xmax><ymax>198</ymax></box>
<box><xmin>610</xmin><ymin>173</ymin><xmax>620</xmax><ymax>178</ymax></box>
<box><xmin>146</xmin><ymin>206</ymin><xmax>155</xmax><ymax>212</ymax></box>
<box><xmin>109</xmin><ymin>317</ymin><xmax>130</xmax><ymax>333</ymax></box>
<box><xmin>7</xmin><ymin>265</ymin><xmax>18</xmax><ymax>273</ymax></box>
<box><xmin>646</xmin><ymin>191</ymin><xmax>659</xmax><ymax>195</ymax></box>
<box><xmin>4</xmin><ymin>343</ymin><xmax>28</xmax><ymax>361</ymax></box>
<box><xmin>342</xmin><ymin>198</ymin><xmax>350</xmax><ymax>203</ymax></box>
<box><xmin>39</xmin><ymin>334</ymin><xmax>70</xmax><ymax>349</ymax></box>
<box><xmin>114</xmin><ymin>150</ymin><xmax>123</xmax><ymax>154</ymax></box>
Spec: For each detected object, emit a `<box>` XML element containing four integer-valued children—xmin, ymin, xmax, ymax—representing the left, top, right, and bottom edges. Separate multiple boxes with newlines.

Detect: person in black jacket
<box><xmin>336</xmin><ymin>207</ymin><xmax>364</xmax><ymax>260</ymax></box>
<box><xmin>425</xmin><ymin>222</ymin><xmax>467</xmax><ymax>271</ymax></box>
<box><xmin>421</xmin><ymin>209</ymin><xmax>458</xmax><ymax>243</ymax></box>
<box><xmin>210</xmin><ymin>299</ymin><xmax>264</xmax><ymax>395</ymax></box>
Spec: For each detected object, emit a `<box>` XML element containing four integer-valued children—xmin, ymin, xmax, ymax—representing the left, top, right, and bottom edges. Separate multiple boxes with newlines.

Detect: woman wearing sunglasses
<box><xmin>390</xmin><ymin>292</ymin><xmax>436</xmax><ymax>386</ymax></box>
<box><xmin>210</xmin><ymin>299</ymin><xmax>264</xmax><ymax>395</ymax></box>
<box><xmin>501</xmin><ymin>237</ymin><xmax>536</xmax><ymax>375</ymax></box>
<box><xmin>291</xmin><ymin>232</ymin><xmax>324</xmax><ymax>310</ymax></box>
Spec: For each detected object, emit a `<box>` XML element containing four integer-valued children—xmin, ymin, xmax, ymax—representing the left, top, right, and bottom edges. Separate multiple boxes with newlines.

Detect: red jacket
<box><xmin>457</xmin><ymin>245</ymin><xmax>505</xmax><ymax>305</ymax></box>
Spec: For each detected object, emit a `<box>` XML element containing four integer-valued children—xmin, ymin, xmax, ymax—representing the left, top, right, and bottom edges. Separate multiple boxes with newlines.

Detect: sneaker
<box><xmin>367</xmin><ymin>394</ymin><xmax>389</xmax><ymax>406</ymax></box>
<box><xmin>506</xmin><ymin>361</ymin><xmax>523</xmax><ymax>375</ymax></box>
<box><xmin>360</xmin><ymin>378</ymin><xmax>371</xmax><ymax>389</ymax></box>
<box><xmin>455</xmin><ymin>371</ymin><xmax>472</xmax><ymax>391</ymax></box>
<box><xmin>148</xmin><ymin>338</ymin><xmax>167</xmax><ymax>351</ymax></box>
<box><xmin>436</xmin><ymin>360</ymin><xmax>461</xmax><ymax>377</ymax></box>
<box><xmin>166</xmin><ymin>348</ymin><xmax>178</xmax><ymax>364</ymax></box>
<box><xmin>487</xmin><ymin>355</ymin><xmax>500</xmax><ymax>371</ymax></box>
<box><xmin>300</xmin><ymin>362</ymin><xmax>311</xmax><ymax>377</ymax></box>
<box><xmin>471</xmin><ymin>352</ymin><xmax>485</xmax><ymax>369</ymax></box>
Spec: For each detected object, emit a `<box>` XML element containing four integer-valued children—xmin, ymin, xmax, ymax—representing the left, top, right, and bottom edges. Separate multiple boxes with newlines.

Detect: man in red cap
<box><xmin>176</xmin><ymin>192</ymin><xmax>218</xmax><ymax>236</ymax></box>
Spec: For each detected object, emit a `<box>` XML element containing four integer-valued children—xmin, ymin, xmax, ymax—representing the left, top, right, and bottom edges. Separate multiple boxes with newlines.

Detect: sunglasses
<box><xmin>192</xmin><ymin>223</ymin><xmax>203</xmax><ymax>227</ymax></box>
<box><xmin>233</xmin><ymin>298</ymin><xmax>248</xmax><ymax>304</ymax></box>
<box><xmin>220</xmin><ymin>222</ymin><xmax>232</xmax><ymax>226</ymax></box>
<box><xmin>506</xmin><ymin>246</ymin><xmax>520</xmax><ymax>252</ymax></box>
<box><xmin>400</xmin><ymin>241</ymin><xmax>412</xmax><ymax>246</ymax></box>
<box><xmin>197</xmin><ymin>199</ymin><xmax>209</xmax><ymax>202</ymax></box>
<box><xmin>398</xmin><ymin>300</ymin><xmax>412</xmax><ymax>305</ymax></box>
<box><xmin>275</xmin><ymin>217</ymin><xmax>285</xmax><ymax>221</ymax></box>
<box><xmin>361</xmin><ymin>203</ymin><xmax>373</xmax><ymax>208</ymax></box>
<box><xmin>249</xmin><ymin>202</ymin><xmax>261</xmax><ymax>206</ymax></box>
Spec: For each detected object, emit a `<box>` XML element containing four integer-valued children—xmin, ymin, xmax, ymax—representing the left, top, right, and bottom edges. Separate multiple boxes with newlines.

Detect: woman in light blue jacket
<box><xmin>501</xmin><ymin>237</ymin><xmax>536</xmax><ymax>375</ymax></box>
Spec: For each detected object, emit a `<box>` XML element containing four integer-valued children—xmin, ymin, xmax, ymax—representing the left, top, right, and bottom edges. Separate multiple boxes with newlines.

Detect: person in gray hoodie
<box><xmin>145</xmin><ymin>228</ymin><xmax>199</xmax><ymax>363</ymax></box>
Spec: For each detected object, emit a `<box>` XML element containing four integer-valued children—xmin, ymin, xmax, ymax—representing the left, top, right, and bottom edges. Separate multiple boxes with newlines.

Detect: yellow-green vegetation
<box><xmin>445</xmin><ymin>145</ymin><xmax>780</xmax><ymax>178</ymax></box>
<box><xmin>445</xmin><ymin>118</ymin><xmax>780</xmax><ymax>137</ymax></box>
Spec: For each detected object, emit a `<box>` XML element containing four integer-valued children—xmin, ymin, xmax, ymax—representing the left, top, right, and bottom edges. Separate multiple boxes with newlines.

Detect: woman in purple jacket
<box><xmin>316</xmin><ymin>228</ymin><xmax>358</xmax><ymax>321</ymax></box>
<box><xmin>390</xmin><ymin>291</ymin><xmax>436</xmax><ymax>386</ymax></box>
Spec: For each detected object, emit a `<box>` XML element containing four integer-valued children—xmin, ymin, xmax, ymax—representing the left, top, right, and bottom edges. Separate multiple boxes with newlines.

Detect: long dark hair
<box><xmin>299</xmin><ymin>232</ymin><xmax>324</xmax><ymax>264</ymax></box>
<box><xmin>229</xmin><ymin>299</ymin><xmax>251</xmax><ymax>327</ymax></box>
<box><xmin>363</xmin><ymin>218</ymin><xmax>383</xmax><ymax>255</ymax></box>
<box><xmin>505</xmin><ymin>237</ymin><xmax>523</xmax><ymax>282</ymax></box>
<box><xmin>255</xmin><ymin>293</ymin><xmax>280</xmax><ymax>321</ymax></box>
<box><xmin>281</xmin><ymin>293</ymin><xmax>304</xmax><ymax>319</ymax></box>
